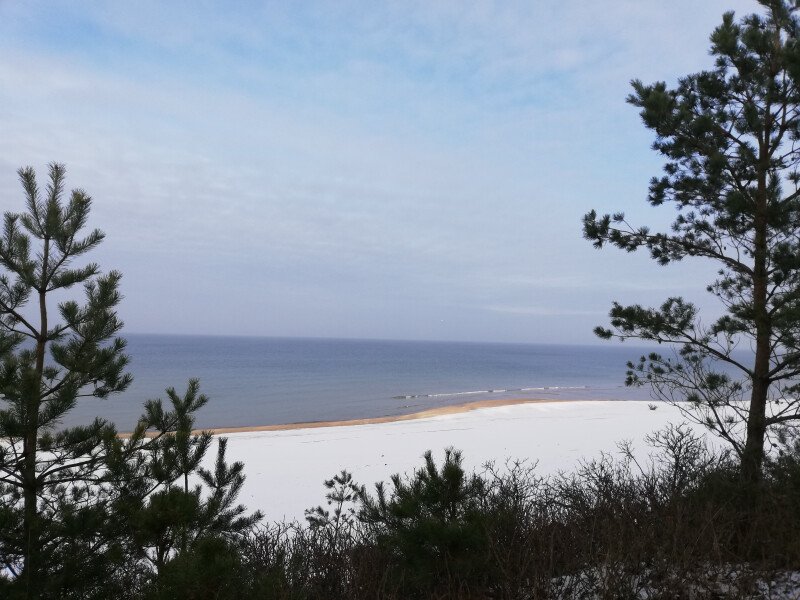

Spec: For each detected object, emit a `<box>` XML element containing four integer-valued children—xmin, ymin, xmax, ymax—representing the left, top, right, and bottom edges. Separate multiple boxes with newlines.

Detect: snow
<box><xmin>215</xmin><ymin>400</ymin><xmax>707</xmax><ymax>522</ymax></box>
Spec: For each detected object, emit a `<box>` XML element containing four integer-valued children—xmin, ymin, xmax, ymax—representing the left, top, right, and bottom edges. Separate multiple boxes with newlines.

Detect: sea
<box><xmin>59</xmin><ymin>334</ymin><xmax>658</xmax><ymax>430</ymax></box>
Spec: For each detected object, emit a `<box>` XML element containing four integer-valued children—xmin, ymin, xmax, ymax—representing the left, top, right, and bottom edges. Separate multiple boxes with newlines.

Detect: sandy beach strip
<box><xmin>120</xmin><ymin>397</ymin><xmax>564</xmax><ymax>438</ymax></box>
<box><xmin>202</xmin><ymin>397</ymin><xmax>563</xmax><ymax>435</ymax></box>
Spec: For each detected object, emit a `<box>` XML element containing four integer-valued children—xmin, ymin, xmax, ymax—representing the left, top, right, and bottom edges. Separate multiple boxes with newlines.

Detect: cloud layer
<box><xmin>0</xmin><ymin>0</ymin><xmax>755</xmax><ymax>343</ymax></box>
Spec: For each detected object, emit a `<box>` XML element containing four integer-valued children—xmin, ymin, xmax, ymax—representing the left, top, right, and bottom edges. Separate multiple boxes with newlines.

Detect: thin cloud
<box><xmin>0</xmin><ymin>0</ymin><xmax>756</xmax><ymax>342</ymax></box>
<box><xmin>483</xmin><ymin>305</ymin><xmax>606</xmax><ymax>318</ymax></box>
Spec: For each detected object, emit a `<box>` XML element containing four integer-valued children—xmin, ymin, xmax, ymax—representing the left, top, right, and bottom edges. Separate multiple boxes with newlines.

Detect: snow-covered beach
<box><xmin>216</xmin><ymin>399</ymin><xmax>704</xmax><ymax>523</ymax></box>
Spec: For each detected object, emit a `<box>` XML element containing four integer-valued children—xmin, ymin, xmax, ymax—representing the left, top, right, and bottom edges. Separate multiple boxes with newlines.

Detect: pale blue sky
<box><xmin>0</xmin><ymin>0</ymin><xmax>756</xmax><ymax>344</ymax></box>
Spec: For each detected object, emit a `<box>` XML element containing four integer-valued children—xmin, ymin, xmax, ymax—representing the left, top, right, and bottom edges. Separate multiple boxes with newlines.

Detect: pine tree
<box><xmin>583</xmin><ymin>1</ymin><xmax>800</xmax><ymax>485</ymax></box>
<box><xmin>96</xmin><ymin>381</ymin><xmax>261</xmax><ymax>598</ymax></box>
<box><xmin>0</xmin><ymin>164</ymin><xmax>261</xmax><ymax>598</ymax></box>
<box><xmin>0</xmin><ymin>163</ymin><xmax>131</xmax><ymax>597</ymax></box>
<box><xmin>358</xmin><ymin>449</ymin><xmax>489</xmax><ymax>594</ymax></box>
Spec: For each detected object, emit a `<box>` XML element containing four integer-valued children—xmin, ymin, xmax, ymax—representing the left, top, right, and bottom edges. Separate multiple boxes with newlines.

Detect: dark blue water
<box><xmin>61</xmin><ymin>335</ymin><xmax>657</xmax><ymax>430</ymax></box>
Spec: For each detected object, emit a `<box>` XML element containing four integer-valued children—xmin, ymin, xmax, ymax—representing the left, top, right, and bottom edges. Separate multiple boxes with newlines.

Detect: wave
<box><xmin>392</xmin><ymin>385</ymin><xmax>587</xmax><ymax>400</ymax></box>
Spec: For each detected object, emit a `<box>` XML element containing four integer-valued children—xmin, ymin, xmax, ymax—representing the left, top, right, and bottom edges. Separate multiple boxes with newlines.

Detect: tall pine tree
<box><xmin>584</xmin><ymin>0</ymin><xmax>800</xmax><ymax>485</ymax></box>
<box><xmin>0</xmin><ymin>164</ymin><xmax>261</xmax><ymax>599</ymax></box>
<box><xmin>0</xmin><ymin>163</ymin><xmax>131</xmax><ymax>597</ymax></box>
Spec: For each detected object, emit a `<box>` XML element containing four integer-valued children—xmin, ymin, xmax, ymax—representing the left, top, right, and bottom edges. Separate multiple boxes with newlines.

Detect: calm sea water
<box><xmin>59</xmin><ymin>335</ymin><xmax>656</xmax><ymax>430</ymax></box>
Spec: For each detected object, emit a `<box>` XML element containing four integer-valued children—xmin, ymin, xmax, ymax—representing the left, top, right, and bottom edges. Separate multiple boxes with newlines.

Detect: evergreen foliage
<box><xmin>0</xmin><ymin>164</ymin><xmax>260</xmax><ymax>599</ymax></box>
<box><xmin>583</xmin><ymin>0</ymin><xmax>800</xmax><ymax>484</ymax></box>
<box><xmin>305</xmin><ymin>469</ymin><xmax>364</xmax><ymax>537</ymax></box>
<box><xmin>0</xmin><ymin>163</ymin><xmax>130</xmax><ymax>597</ymax></box>
<box><xmin>358</xmin><ymin>448</ymin><xmax>490</xmax><ymax>594</ymax></box>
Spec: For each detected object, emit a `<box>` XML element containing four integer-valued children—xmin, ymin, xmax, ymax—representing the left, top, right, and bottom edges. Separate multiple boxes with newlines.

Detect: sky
<box><xmin>0</xmin><ymin>0</ymin><xmax>758</xmax><ymax>344</ymax></box>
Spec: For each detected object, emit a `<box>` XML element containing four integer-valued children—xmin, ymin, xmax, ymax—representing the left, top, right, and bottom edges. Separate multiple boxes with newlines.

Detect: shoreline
<box><xmin>196</xmin><ymin>397</ymin><xmax>568</xmax><ymax>435</ymax></box>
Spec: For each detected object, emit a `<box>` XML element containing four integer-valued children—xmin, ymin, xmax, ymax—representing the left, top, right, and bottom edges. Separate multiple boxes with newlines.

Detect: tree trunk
<box><xmin>742</xmin><ymin>245</ymin><xmax>769</xmax><ymax>485</ymax></box>
<box><xmin>21</xmin><ymin>237</ymin><xmax>49</xmax><ymax>599</ymax></box>
<box><xmin>22</xmin><ymin>429</ymin><xmax>38</xmax><ymax>600</ymax></box>
<box><xmin>741</xmin><ymin>375</ymin><xmax>769</xmax><ymax>484</ymax></box>
<box><xmin>741</xmin><ymin>146</ymin><xmax>771</xmax><ymax>487</ymax></box>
